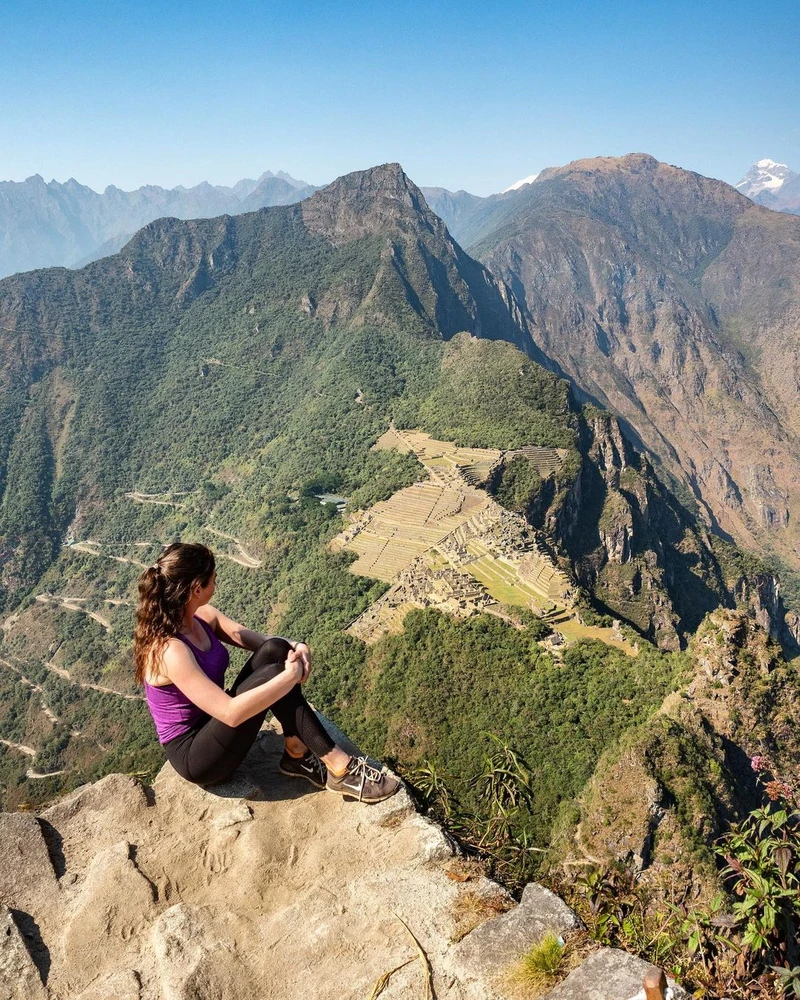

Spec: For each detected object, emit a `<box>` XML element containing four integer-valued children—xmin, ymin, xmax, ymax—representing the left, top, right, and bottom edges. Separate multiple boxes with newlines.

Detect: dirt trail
<box><xmin>68</xmin><ymin>540</ymin><xmax>148</xmax><ymax>569</ymax></box>
<box><xmin>0</xmin><ymin>657</ymin><xmax>88</xmax><ymax>736</ymax></box>
<box><xmin>0</xmin><ymin>739</ymin><xmax>67</xmax><ymax>778</ymax></box>
<box><xmin>42</xmin><ymin>660</ymin><xmax>144</xmax><ymax>703</ymax></box>
<box><xmin>0</xmin><ymin>737</ymin><xmax>35</xmax><ymax>757</ymax></box>
<box><xmin>0</xmin><ymin>657</ymin><xmax>59</xmax><ymax>722</ymax></box>
<box><xmin>203</xmin><ymin>525</ymin><xmax>262</xmax><ymax>568</ymax></box>
<box><xmin>124</xmin><ymin>491</ymin><xmax>182</xmax><ymax>507</ymax></box>
<box><xmin>568</xmin><ymin>821</ymin><xmax>604</xmax><ymax>867</ymax></box>
<box><xmin>35</xmin><ymin>593</ymin><xmax>113</xmax><ymax>631</ymax></box>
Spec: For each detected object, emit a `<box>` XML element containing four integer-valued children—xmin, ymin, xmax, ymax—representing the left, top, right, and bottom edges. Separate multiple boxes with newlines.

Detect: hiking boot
<box><xmin>279</xmin><ymin>750</ymin><xmax>327</xmax><ymax>789</ymax></box>
<box><xmin>326</xmin><ymin>755</ymin><xmax>401</xmax><ymax>803</ymax></box>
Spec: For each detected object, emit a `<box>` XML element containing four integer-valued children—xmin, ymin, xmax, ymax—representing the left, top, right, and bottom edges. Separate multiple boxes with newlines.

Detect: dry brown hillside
<box><xmin>471</xmin><ymin>154</ymin><xmax>800</xmax><ymax>572</ymax></box>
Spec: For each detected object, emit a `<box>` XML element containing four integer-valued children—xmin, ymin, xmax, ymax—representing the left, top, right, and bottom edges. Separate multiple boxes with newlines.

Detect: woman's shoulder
<box><xmin>147</xmin><ymin>636</ymin><xmax>196</xmax><ymax>686</ymax></box>
<box><xmin>195</xmin><ymin>604</ymin><xmax>220</xmax><ymax>630</ymax></box>
<box><xmin>162</xmin><ymin>635</ymin><xmax>197</xmax><ymax>664</ymax></box>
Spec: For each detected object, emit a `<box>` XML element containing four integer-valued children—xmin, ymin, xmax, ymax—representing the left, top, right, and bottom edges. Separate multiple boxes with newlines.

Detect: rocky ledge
<box><xmin>0</xmin><ymin>722</ymin><xmax>684</xmax><ymax>999</ymax></box>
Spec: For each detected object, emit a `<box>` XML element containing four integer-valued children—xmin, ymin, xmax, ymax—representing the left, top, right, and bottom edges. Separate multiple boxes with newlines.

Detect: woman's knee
<box><xmin>251</xmin><ymin>637</ymin><xmax>292</xmax><ymax>670</ymax></box>
<box><xmin>236</xmin><ymin>659</ymin><xmax>286</xmax><ymax>692</ymax></box>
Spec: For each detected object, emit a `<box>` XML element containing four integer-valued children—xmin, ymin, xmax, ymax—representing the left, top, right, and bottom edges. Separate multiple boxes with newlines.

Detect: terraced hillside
<box><xmin>333</xmin><ymin>429</ymin><xmax>638</xmax><ymax>654</ymax></box>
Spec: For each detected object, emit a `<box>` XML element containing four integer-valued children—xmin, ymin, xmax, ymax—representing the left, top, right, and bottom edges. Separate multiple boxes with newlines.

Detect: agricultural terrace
<box><xmin>333</xmin><ymin>429</ymin><xmax>638</xmax><ymax>655</ymax></box>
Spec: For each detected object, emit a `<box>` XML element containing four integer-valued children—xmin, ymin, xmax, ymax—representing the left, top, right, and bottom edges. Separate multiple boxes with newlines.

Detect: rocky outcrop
<box><xmin>550</xmin><ymin>410</ymin><xmax>735</xmax><ymax>649</ymax></box>
<box><xmin>732</xmin><ymin>571</ymin><xmax>800</xmax><ymax>653</ymax></box>
<box><xmin>545</xmin><ymin>948</ymin><xmax>682</xmax><ymax>1000</ymax></box>
<box><xmin>0</xmin><ymin>721</ymin><xmax>683</xmax><ymax>1000</ymax></box>
<box><xmin>564</xmin><ymin>610</ymin><xmax>800</xmax><ymax>888</ymax></box>
<box><xmin>300</xmin><ymin>163</ymin><xmax>538</xmax><ymax>353</ymax></box>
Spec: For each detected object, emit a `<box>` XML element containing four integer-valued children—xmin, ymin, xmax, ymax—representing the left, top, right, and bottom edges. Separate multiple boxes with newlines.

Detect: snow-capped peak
<box><xmin>736</xmin><ymin>159</ymin><xmax>793</xmax><ymax>198</ymax></box>
<box><xmin>502</xmin><ymin>173</ymin><xmax>539</xmax><ymax>193</ymax></box>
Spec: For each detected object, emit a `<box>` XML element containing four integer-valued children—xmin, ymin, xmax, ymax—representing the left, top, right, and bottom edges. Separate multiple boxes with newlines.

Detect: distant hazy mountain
<box><xmin>420</xmin><ymin>185</ymin><xmax>540</xmax><ymax>247</ymax></box>
<box><xmin>421</xmin><ymin>173</ymin><xmax>544</xmax><ymax>245</ymax></box>
<box><xmin>419</xmin><ymin>187</ymin><xmax>498</xmax><ymax>245</ymax></box>
<box><xmin>735</xmin><ymin>158</ymin><xmax>800</xmax><ymax>215</ymax></box>
<box><xmin>0</xmin><ymin>170</ymin><xmax>316</xmax><ymax>278</ymax></box>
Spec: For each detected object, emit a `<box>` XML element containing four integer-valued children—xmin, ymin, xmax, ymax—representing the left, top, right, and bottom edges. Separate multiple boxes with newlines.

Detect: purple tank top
<box><xmin>144</xmin><ymin>617</ymin><xmax>229</xmax><ymax>744</ymax></box>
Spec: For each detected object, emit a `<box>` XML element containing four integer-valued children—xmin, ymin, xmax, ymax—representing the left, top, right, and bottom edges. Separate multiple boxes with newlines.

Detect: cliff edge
<box><xmin>0</xmin><ymin>722</ymin><xmax>682</xmax><ymax>1000</ymax></box>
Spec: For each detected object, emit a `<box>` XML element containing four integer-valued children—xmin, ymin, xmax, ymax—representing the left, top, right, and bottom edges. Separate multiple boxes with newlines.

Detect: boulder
<box><xmin>451</xmin><ymin>881</ymin><xmax>581</xmax><ymax>984</ymax></box>
<box><xmin>541</xmin><ymin>947</ymin><xmax>687</xmax><ymax>999</ymax></box>
<box><xmin>0</xmin><ymin>906</ymin><xmax>47</xmax><ymax>1000</ymax></box>
<box><xmin>0</xmin><ymin>813</ymin><xmax>58</xmax><ymax>913</ymax></box>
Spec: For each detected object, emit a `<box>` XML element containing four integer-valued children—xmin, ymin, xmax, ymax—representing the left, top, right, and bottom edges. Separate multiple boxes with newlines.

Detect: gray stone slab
<box><xmin>451</xmin><ymin>881</ymin><xmax>581</xmax><ymax>983</ymax></box>
<box><xmin>542</xmin><ymin>947</ymin><xmax>687</xmax><ymax>1000</ymax></box>
<box><xmin>0</xmin><ymin>813</ymin><xmax>58</xmax><ymax>912</ymax></box>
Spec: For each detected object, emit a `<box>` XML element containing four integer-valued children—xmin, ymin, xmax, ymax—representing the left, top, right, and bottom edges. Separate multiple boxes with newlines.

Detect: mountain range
<box><xmin>421</xmin><ymin>156</ymin><xmax>800</xmax><ymax>597</ymax></box>
<box><xmin>473</xmin><ymin>155</ymin><xmax>800</xmax><ymax>574</ymax></box>
<box><xmin>0</xmin><ymin>156</ymin><xmax>799</xmax><ymax>977</ymax></box>
<box><xmin>0</xmin><ymin>169</ymin><xmax>315</xmax><ymax>278</ymax></box>
<box><xmin>2</xmin><ymin>156</ymin><xmax>795</xmax><ymax>283</ymax></box>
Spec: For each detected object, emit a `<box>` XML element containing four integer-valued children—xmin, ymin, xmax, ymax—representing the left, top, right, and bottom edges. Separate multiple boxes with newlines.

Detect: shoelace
<box><xmin>346</xmin><ymin>755</ymin><xmax>385</xmax><ymax>800</ymax></box>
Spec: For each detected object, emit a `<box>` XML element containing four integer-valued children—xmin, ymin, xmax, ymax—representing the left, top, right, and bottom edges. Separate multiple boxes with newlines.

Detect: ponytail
<box><xmin>133</xmin><ymin>543</ymin><xmax>215</xmax><ymax>685</ymax></box>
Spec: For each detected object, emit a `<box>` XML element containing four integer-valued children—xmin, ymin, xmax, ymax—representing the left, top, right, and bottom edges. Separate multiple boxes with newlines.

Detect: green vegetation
<box><xmin>568</xmin><ymin>765</ymin><xmax>800</xmax><ymax>999</ymax></box>
<box><xmin>492</xmin><ymin>455</ymin><xmax>544</xmax><ymax>514</ymax></box>
<box><xmin>315</xmin><ymin>609</ymin><xmax>681</xmax><ymax>883</ymax></box>
<box><xmin>0</xmin><ymin>175</ymin><xmax>795</xmax><ymax>1000</ymax></box>
<box><xmin>0</xmin><ymin>186</ymin><xmax>594</xmax><ymax>808</ymax></box>
<box><xmin>513</xmin><ymin>933</ymin><xmax>566</xmax><ymax>992</ymax></box>
<box><xmin>416</xmin><ymin>335</ymin><xmax>577</xmax><ymax>451</ymax></box>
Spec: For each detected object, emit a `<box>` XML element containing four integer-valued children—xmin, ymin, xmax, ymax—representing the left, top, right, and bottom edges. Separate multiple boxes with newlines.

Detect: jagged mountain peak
<box><xmin>301</xmin><ymin>162</ymin><xmax>442</xmax><ymax>246</ymax></box>
<box><xmin>735</xmin><ymin>158</ymin><xmax>796</xmax><ymax>202</ymax></box>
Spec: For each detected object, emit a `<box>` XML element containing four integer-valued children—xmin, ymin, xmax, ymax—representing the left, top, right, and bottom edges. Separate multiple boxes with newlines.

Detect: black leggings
<box><xmin>163</xmin><ymin>638</ymin><xmax>336</xmax><ymax>786</ymax></box>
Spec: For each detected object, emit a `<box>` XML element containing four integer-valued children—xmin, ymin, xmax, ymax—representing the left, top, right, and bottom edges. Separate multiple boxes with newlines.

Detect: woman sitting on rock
<box><xmin>134</xmin><ymin>541</ymin><xmax>399</xmax><ymax>803</ymax></box>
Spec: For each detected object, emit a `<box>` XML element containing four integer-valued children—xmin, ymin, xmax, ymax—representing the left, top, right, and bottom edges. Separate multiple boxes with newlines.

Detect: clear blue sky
<box><xmin>2</xmin><ymin>0</ymin><xmax>798</xmax><ymax>195</ymax></box>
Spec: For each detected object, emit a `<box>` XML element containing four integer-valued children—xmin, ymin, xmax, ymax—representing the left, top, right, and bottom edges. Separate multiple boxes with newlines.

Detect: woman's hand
<box><xmin>284</xmin><ymin>648</ymin><xmax>306</xmax><ymax>684</ymax></box>
<box><xmin>293</xmin><ymin>642</ymin><xmax>311</xmax><ymax>683</ymax></box>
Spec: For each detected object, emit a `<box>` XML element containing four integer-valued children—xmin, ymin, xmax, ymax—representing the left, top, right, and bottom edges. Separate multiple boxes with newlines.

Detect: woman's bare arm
<box><xmin>197</xmin><ymin>604</ymin><xmax>311</xmax><ymax>680</ymax></box>
<box><xmin>162</xmin><ymin>640</ymin><xmax>304</xmax><ymax>728</ymax></box>
<box><xmin>197</xmin><ymin>604</ymin><xmax>270</xmax><ymax>651</ymax></box>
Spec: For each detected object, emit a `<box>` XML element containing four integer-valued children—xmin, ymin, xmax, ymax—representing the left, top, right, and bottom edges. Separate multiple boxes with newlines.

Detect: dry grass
<box><xmin>444</xmin><ymin>858</ymin><xmax>487</xmax><ymax>882</ymax></box>
<box><xmin>450</xmin><ymin>886</ymin><xmax>514</xmax><ymax>943</ymax></box>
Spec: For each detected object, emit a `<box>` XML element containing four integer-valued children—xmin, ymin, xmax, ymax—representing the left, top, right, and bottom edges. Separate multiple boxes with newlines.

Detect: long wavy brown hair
<box><xmin>133</xmin><ymin>542</ymin><xmax>216</xmax><ymax>685</ymax></box>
